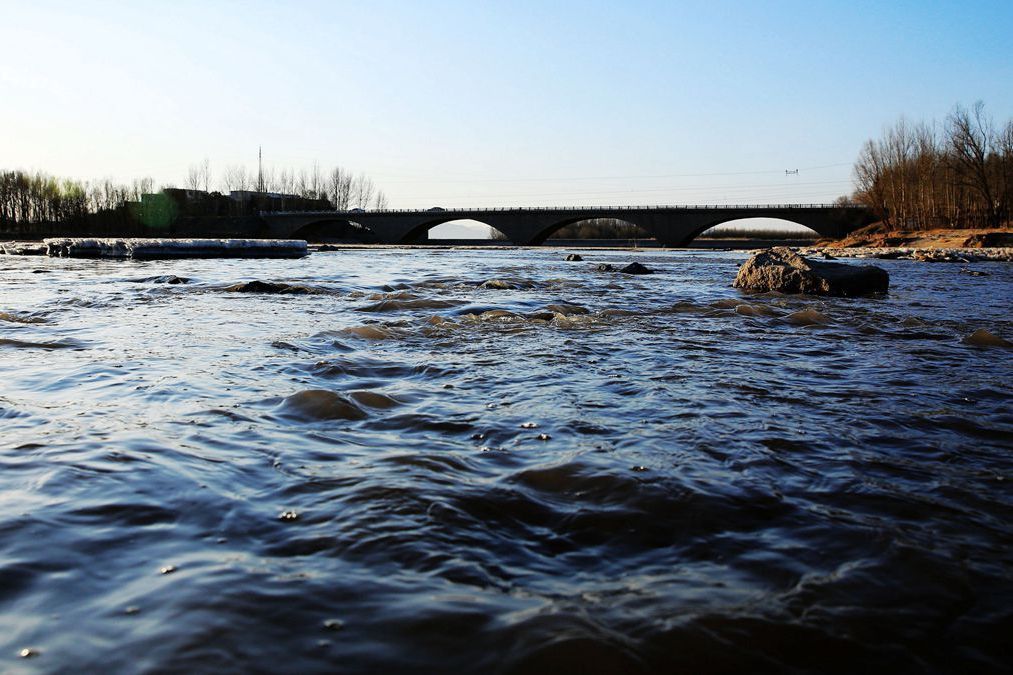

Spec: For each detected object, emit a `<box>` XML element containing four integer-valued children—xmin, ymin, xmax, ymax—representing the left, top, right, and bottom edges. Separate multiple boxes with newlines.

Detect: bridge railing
<box><xmin>263</xmin><ymin>203</ymin><xmax>866</xmax><ymax>217</ymax></box>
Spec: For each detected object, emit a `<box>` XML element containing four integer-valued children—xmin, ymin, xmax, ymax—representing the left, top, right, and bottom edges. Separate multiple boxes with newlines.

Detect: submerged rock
<box><xmin>963</xmin><ymin>329</ymin><xmax>1012</xmax><ymax>348</ymax></box>
<box><xmin>619</xmin><ymin>262</ymin><xmax>653</xmax><ymax>275</ymax></box>
<box><xmin>734</xmin><ymin>247</ymin><xmax>888</xmax><ymax>297</ymax></box>
<box><xmin>349</xmin><ymin>390</ymin><xmax>402</xmax><ymax>409</ymax></box>
<box><xmin>225</xmin><ymin>280</ymin><xmax>312</xmax><ymax>294</ymax></box>
<box><xmin>565</xmin><ymin>253</ymin><xmax>583</xmax><ymax>262</ymax></box>
<box><xmin>131</xmin><ymin>275</ymin><xmax>190</xmax><ymax>284</ymax></box>
<box><xmin>279</xmin><ymin>390</ymin><xmax>368</xmax><ymax>421</ymax></box>
<box><xmin>785</xmin><ymin>308</ymin><xmax>831</xmax><ymax>326</ymax></box>
<box><xmin>595</xmin><ymin>263</ymin><xmax>615</xmax><ymax>272</ymax></box>
<box><xmin>544</xmin><ymin>303</ymin><xmax>589</xmax><ymax>316</ymax></box>
<box><xmin>481</xmin><ymin>279</ymin><xmax>518</xmax><ymax>290</ymax></box>
<box><xmin>734</xmin><ymin>303</ymin><xmax>780</xmax><ymax>317</ymax></box>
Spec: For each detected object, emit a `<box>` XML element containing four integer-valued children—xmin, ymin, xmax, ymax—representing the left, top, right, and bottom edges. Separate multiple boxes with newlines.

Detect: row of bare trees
<box><xmin>190</xmin><ymin>160</ymin><xmax>388</xmax><ymax>210</ymax></box>
<box><xmin>2</xmin><ymin>159</ymin><xmax>390</xmax><ymax>232</ymax></box>
<box><xmin>853</xmin><ymin>102</ymin><xmax>1013</xmax><ymax>230</ymax></box>
<box><xmin>0</xmin><ymin>170</ymin><xmax>155</xmax><ymax>230</ymax></box>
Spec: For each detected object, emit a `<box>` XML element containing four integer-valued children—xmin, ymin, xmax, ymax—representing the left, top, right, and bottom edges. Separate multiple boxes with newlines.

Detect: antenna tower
<box><xmin>258</xmin><ymin>146</ymin><xmax>264</xmax><ymax>193</ymax></box>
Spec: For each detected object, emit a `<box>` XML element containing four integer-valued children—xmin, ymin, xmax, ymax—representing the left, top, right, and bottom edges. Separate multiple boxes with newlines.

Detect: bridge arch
<box><xmin>528</xmin><ymin>216</ymin><xmax>649</xmax><ymax>245</ymax></box>
<box><xmin>289</xmin><ymin>218</ymin><xmax>377</xmax><ymax>243</ymax></box>
<box><xmin>673</xmin><ymin>214</ymin><xmax>840</xmax><ymax>247</ymax></box>
<box><xmin>427</xmin><ymin>218</ymin><xmax>509</xmax><ymax>241</ymax></box>
<box><xmin>694</xmin><ymin>217</ymin><xmax>821</xmax><ymax>243</ymax></box>
<box><xmin>398</xmin><ymin>217</ymin><xmax>505</xmax><ymax>244</ymax></box>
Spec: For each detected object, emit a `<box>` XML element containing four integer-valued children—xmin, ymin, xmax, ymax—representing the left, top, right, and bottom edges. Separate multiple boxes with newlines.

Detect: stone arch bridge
<box><xmin>260</xmin><ymin>204</ymin><xmax>875</xmax><ymax>246</ymax></box>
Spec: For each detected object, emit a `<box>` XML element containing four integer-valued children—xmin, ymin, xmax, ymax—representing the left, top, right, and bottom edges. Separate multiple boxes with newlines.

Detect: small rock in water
<box><xmin>159</xmin><ymin>565</ymin><xmax>177</xmax><ymax>575</ymax></box>
<box><xmin>480</xmin><ymin>279</ymin><xmax>514</xmax><ymax>290</ymax></box>
<box><xmin>595</xmin><ymin>263</ymin><xmax>615</xmax><ymax>272</ymax></box>
<box><xmin>323</xmin><ymin>619</ymin><xmax>345</xmax><ymax>631</ymax></box>
<box><xmin>225</xmin><ymin>280</ymin><xmax>311</xmax><ymax>294</ymax></box>
<box><xmin>959</xmin><ymin>268</ymin><xmax>989</xmax><ymax>277</ymax></box>
<box><xmin>619</xmin><ymin>262</ymin><xmax>653</xmax><ymax>275</ymax></box>
<box><xmin>963</xmin><ymin>329</ymin><xmax>1012</xmax><ymax>348</ymax></box>
<box><xmin>279</xmin><ymin>510</ymin><xmax>299</xmax><ymax>521</ymax></box>
<box><xmin>913</xmin><ymin>250</ymin><xmax>969</xmax><ymax>263</ymax></box>
<box><xmin>19</xmin><ymin>647</ymin><xmax>39</xmax><ymax>658</ymax></box>
<box><xmin>565</xmin><ymin>253</ymin><xmax>583</xmax><ymax>261</ymax></box>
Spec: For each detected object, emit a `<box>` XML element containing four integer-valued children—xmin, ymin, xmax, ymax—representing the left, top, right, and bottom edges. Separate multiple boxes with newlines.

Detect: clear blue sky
<box><xmin>2</xmin><ymin>0</ymin><xmax>1011</xmax><ymax>209</ymax></box>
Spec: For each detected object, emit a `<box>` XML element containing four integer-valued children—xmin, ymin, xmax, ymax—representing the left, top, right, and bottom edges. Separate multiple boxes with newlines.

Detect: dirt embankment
<box><xmin>820</xmin><ymin>224</ymin><xmax>1013</xmax><ymax>250</ymax></box>
<box><xmin>805</xmin><ymin>224</ymin><xmax>1013</xmax><ymax>262</ymax></box>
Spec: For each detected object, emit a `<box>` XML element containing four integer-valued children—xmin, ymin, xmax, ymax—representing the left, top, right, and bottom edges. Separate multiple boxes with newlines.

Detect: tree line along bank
<box><xmin>0</xmin><ymin>164</ymin><xmax>387</xmax><ymax>239</ymax></box>
<box><xmin>853</xmin><ymin>101</ymin><xmax>1013</xmax><ymax>231</ymax></box>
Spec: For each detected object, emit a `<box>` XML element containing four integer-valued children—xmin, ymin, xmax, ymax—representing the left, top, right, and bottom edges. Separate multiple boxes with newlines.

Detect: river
<box><xmin>1</xmin><ymin>248</ymin><xmax>1010</xmax><ymax>673</ymax></box>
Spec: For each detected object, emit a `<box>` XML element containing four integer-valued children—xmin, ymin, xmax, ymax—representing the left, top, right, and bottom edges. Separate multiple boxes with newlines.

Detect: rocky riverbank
<box><xmin>799</xmin><ymin>246</ymin><xmax>1013</xmax><ymax>262</ymax></box>
<box><xmin>805</xmin><ymin>225</ymin><xmax>1013</xmax><ymax>261</ymax></box>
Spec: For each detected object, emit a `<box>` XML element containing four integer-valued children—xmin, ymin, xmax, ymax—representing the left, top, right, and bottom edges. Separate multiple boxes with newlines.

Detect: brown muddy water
<box><xmin>0</xmin><ymin>249</ymin><xmax>1011</xmax><ymax>673</ymax></box>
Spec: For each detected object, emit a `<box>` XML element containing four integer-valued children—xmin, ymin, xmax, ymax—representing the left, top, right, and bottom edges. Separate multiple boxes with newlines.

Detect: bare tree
<box><xmin>276</xmin><ymin>168</ymin><xmax>295</xmax><ymax>195</ymax></box>
<box><xmin>309</xmin><ymin>162</ymin><xmax>324</xmax><ymax>200</ymax></box>
<box><xmin>373</xmin><ymin>189</ymin><xmax>388</xmax><ymax>210</ymax></box>
<box><xmin>853</xmin><ymin>138</ymin><xmax>891</xmax><ymax>227</ymax></box>
<box><xmin>339</xmin><ymin>172</ymin><xmax>353</xmax><ymax>209</ymax></box>
<box><xmin>328</xmin><ymin>167</ymin><xmax>348</xmax><ymax>209</ymax></box>
<box><xmin>296</xmin><ymin>169</ymin><xmax>309</xmax><ymax>198</ymax></box>
<box><xmin>947</xmin><ymin>101</ymin><xmax>998</xmax><ymax>227</ymax></box>
<box><xmin>186</xmin><ymin>164</ymin><xmax>202</xmax><ymax>191</ymax></box>
<box><xmin>352</xmin><ymin>174</ymin><xmax>375</xmax><ymax>209</ymax></box>
<box><xmin>221</xmin><ymin>165</ymin><xmax>250</xmax><ymax>193</ymax></box>
<box><xmin>186</xmin><ymin>159</ymin><xmax>212</xmax><ymax>193</ymax></box>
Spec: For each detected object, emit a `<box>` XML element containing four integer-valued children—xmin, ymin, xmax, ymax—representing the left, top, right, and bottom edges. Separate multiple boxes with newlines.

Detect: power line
<box><xmin>393</xmin><ymin>178</ymin><xmax>853</xmax><ymax>201</ymax></box>
<box><xmin>373</xmin><ymin>162</ymin><xmax>853</xmax><ymax>184</ymax></box>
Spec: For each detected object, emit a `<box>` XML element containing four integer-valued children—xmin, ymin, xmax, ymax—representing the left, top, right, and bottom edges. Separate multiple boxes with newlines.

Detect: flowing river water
<box><xmin>1</xmin><ymin>248</ymin><xmax>1011</xmax><ymax>673</ymax></box>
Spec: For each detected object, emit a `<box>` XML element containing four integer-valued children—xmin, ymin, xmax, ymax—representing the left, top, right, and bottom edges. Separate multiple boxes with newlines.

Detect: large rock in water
<box><xmin>734</xmin><ymin>247</ymin><xmax>888</xmax><ymax>296</ymax></box>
